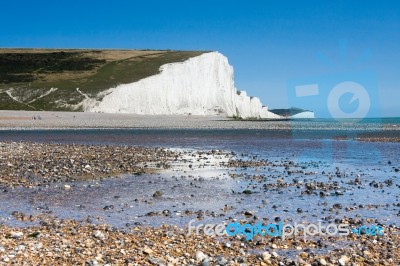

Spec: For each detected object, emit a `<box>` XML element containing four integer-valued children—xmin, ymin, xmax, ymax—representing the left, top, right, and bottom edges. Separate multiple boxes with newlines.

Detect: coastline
<box><xmin>0</xmin><ymin>113</ymin><xmax>399</xmax><ymax>265</ymax></box>
<box><xmin>1</xmin><ymin>111</ymin><xmax>399</xmax><ymax>143</ymax></box>
<box><xmin>0</xmin><ymin>110</ymin><xmax>399</xmax><ymax>130</ymax></box>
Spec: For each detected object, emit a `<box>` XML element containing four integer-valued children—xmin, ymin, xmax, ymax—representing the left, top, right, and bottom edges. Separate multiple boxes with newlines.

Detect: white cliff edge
<box><xmin>83</xmin><ymin>52</ymin><xmax>280</xmax><ymax>119</ymax></box>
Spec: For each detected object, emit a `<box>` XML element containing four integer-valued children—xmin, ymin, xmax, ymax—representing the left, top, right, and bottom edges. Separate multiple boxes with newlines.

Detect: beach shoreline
<box><xmin>1</xmin><ymin>111</ymin><xmax>400</xmax><ymax>145</ymax></box>
<box><xmin>0</xmin><ymin>120</ymin><xmax>399</xmax><ymax>265</ymax></box>
<box><xmin>0</xmin><ymin>110</ymin><xmax>399</xmax><ymax>131</ymax></box>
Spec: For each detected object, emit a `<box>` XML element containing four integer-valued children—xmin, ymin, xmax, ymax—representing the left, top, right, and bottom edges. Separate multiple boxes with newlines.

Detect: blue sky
<box><xmin>1</xmin><ymin>0</ymin><xmax>399</xmax><ymax>117</ymax></box>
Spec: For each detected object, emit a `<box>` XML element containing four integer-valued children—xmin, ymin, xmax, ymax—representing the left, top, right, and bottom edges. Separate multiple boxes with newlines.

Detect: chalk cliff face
<box><xmin>84</xmin><ymin>52</ymin><xmax>279</xmax><ymax>119</ymax></box>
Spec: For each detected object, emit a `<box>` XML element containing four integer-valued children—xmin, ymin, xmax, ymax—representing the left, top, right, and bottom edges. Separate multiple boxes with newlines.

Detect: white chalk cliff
<box><xmin>84</xmin><ymin>52</ymin><xmax>279</xmax><ymax>119</ymax></box>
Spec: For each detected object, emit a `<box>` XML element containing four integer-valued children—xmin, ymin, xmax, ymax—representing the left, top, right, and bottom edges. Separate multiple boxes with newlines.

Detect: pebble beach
<box><xmin>0</xmin><ymin>111</ymin><xmax>399</xmax><ymax>265</ymax></box>
<box><xmin>0</xmin><ymin>217</ymin><xmax>398</xmax><ymax>265</ymax></box>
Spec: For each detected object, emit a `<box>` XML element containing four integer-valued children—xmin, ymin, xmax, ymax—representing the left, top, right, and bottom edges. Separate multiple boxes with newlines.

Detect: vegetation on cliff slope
<box><xmin>0</xmin><ymin>49</ymin><xmax>205</xmax><ymax>111</ymax></box>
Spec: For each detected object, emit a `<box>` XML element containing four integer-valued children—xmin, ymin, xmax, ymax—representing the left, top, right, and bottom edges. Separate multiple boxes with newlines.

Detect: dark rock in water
<box><xmin>103</xmin><ymin>205</ymin><xmax>114</xmax><ymax>211</ymax></box>
<box><xmin>242</xmin><ymin>190</ymin><xmax>253</xmax><ymax>195</ymax></box>
<box><xmin>153</xmin><ymin>191</ymin><xmax>163</xmax><ymax>198</ymax></box>
<box><xmin>335</xmin><ymin>218</ymin><xmax>342</xmax><ymax>223</ymax></box>
<box><xmin>333</xmin><ymin>203</ymin><xmax>342</xmax><ymax>209</ymax></box>
<box><xmin>39</xmin><ymin>221</ymin><xmax>50</xmax><ymax>226</ymax></box>
<box><xmin>384</xmin><ymin>179</ymin><xmax>393</xmax><ymax>186</ymax></box>
<box><xmin>388</xmin><ymin>161</ymin><xmax>392</xmax><ymax>165</ymax></box>
<box><xmin>262</xmin><ymin>199</ymin><xmax>268</xmax><ymax>204</ymax></box>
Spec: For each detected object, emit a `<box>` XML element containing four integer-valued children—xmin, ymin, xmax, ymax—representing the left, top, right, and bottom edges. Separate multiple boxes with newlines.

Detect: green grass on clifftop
<box><xmin>0</xmin><ymin>49</ymin><xmax>206</xmax><ymax>111</ymax></box>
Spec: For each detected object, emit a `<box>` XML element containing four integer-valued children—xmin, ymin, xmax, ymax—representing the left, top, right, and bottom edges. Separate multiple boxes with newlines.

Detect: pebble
<box><xmin>299</xmin><ymin>252</ymin><xmax>308</xmax><ymax>259</ymax></box>
<box><xmin>10</xmin><ymin>231</ymin><xmax>23</xmax><ymax>239</ymax></box>
<box><xmin>262</xmin><ymin>251</ymin><xmax>271</xmax><ymax>262</ymax></box>
<box><xmin>201</xmin><ymin>258</ymin><xmax>211</xmax><ymax>266</ymax></box>
<box><xmin>215</xmin><ymin>255</ymin><xmax>228</xmax><ymax>266</ymax></box>
<box><xmin>93</xmin><ymin>230</ymin><xmax>105</xmax><ymax>239</ymax></box>
<box><xmin>148</xmin><ymin>256</ymin><xmax>163</xmax><ymax>265</ymax></box>
<box><xmin>0</xmin><ymin>218</ymin><xmax>396</xmax><ymax>265</ymax></box>
<box><xmin>34</xmin><ymin>243</ymin><xmax>43</xmax><ymax>250</ymax></box>
<box><xmin>0</xmin><ymin>142</ymin><xmax>178</xmax><ymax>187</ymax></box>
<box><xmin>143</xmin><ymin>248</ymin><xmax>154</xmax><ymax>255</ymax></box>
<box><xmin>338</xmin><ymin>255</ymin><xmax>349</xmax><ymax>266</ymax></box>
<box><xmin>195</xmin><ymin>251</ymin><xmax>208</xmax><ymax>262</ymax></box>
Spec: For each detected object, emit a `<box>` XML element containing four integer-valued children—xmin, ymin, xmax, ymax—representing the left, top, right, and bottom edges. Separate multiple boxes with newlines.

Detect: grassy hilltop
<box><xmin>0</xmin><ymin>49</ymin><xmax>205</xmax><ymax>111</ymax></box>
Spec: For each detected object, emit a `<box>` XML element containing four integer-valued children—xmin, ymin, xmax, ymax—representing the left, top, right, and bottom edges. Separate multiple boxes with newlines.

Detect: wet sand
<box><xmin>0</xmin><ymin>111</ymin><xmax>251</xmax><ymax>129</ymax></box>
<box><xmin>1</xmin><ymin>111</ymin><xmax>399</xmax><ymax>133</ymax></box>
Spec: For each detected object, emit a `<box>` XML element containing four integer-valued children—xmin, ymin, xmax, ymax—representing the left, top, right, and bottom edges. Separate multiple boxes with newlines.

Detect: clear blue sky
<box><xmin>1</xmin><ymin>0</ymin><xmax>399</xmax><ymax>117</ymax></box>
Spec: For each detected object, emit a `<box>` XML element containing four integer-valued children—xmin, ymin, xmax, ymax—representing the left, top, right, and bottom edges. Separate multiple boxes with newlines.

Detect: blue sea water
<box><xmin>0</xmin><ymin>118</ymin><xmax>399</xmax><ymax>164</ymax></box>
